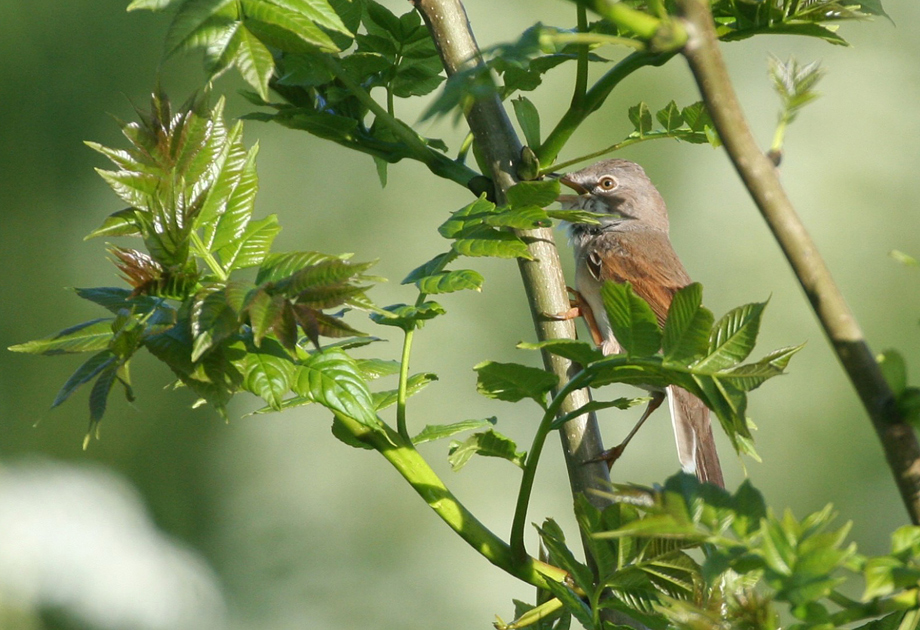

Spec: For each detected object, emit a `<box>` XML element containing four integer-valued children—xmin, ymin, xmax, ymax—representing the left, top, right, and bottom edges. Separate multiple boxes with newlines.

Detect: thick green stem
<box><xmin>335</xmin><ymin>414</ymin><xmax>567</xmax><ymax>586</ymax></box>
<box><xmin>677</xmin><ymin>0</ymin><xmax>920</xmax><ymax>524</ymax></box>
<box><xmin>396</xmin><ymin>329</ymin><xmax>413</xmax><ymax>441</ymax></box>
<box><xmin>572</xmin><ymin>6</ymin><xmax>590</xmax><ymax>110</ymax></box>
<box><xmin>537</xmin><ymin>51</ymin><xmax>675</xmax><ymax>166</ymax></box>
<box><xmin>511</xmin><ymin>375</ymin><xmax>590</xmax><ymax>558</ymax></box>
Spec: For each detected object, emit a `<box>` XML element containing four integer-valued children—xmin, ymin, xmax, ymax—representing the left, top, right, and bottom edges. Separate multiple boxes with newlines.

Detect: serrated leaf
<box><xmin>236</xmin><ymin>340</ymin><xmax>296</xmax><ymax>409</ymax></box>
<box><xmin>662</xmin><ymin>283</ymin><xmax>713</xmax><ymax>364</ymax></box>
<box><xmin>474</xmin><ymin>361</ymin><xmax>558</xmax><ymax>408</ymax></box>
<box><xmin>217</xmin><ymin>214</ymin><xmax>280</xmax><ymax>271</ymax></box>
<box><xmin>452</xmin><ymin>225</ymin><xmax>532</xmax><ymax>260</ymax></box>
<box><xmin>190</xmin><ymin>286</ymin><xmax>240</xmax><ymax>360</ymax></box>
<box><xmin>415</xmin><ymin>269</ymin><xmax>484</xmax><ymax>294</ymax></box>
<box><xmin>655</xmin><ymin>100</ymin><xmax>684</xmax><ymax>133</ymax></box>
<box><xmin>506</xmin><ymin>179</ymin><xmax>560</xmax><ymax>209</ymax></box>
<box><xmin>294</xmin><ymin>348</ymin><xmax>378</xmax><ymax>426</ymax></box>
<box><xmin>9</xmin><ymin>319</ymin><xmax>114</xmax><ymax>356</ymax></box>
<box><xmin>517</xmin><ymin>339</ymin><xmax>604</xmax><ymax>367</ymax></box>
<box><xmin>270</xmin><ymin>0</ymin><xmax>352</xmax><ymax>36</ymax></box>
<box><xmin>257</xmin><ymin>251</ymin><xmax>350</xmax><ymax>284</ymax></box>
<box><xmin>628</xmin><ymin>102</ymin><xmax>652</xmax><ymax>135</ymax></box>
<box><xmin>697</xmin><ymin>301</ymin><xmax>766</xmax><ymax>371</ymax></box>
<box><xmin>85</xmin><ymin>208</ymin><xmax>141</xmax><ymax>240</ymax></box>
<box><xmin>165</xmin><ymin>0</ymin><xmax>237</xmax><ymax>56</ymax></box>
<box><xmin>128</xmin><ymin>0</ymin><xmax>183</xmax><ymax>10</ymax></box>
<box><xmin>512</xmin><ymin>96</ymin><xmax>541</xmax><ymax>148</ymax></box>
<box><xmin>484</xmin><ymin>206</ymin><xmax>550</xmax><ymax>229</ymax></box>
<box><xmin>602</xmin><ymin>282</ymin><xmax>662</xmax><ymax>357</ymax></box>
<box><xmin>412</xmin><ymin>417</ymin><xmax>497</xmax><ymax>445</ymax></box>
<box><xmin>240</xmin><ymin>0</ymin><xmax>340</xmax><ymax>52</ymax></box>
<box><xmin>401</xmin><ymin>252</ymin><xmax>456</xmax><ymax>286</ymax></box>
<box><xmin>354</xmin><ymin>358</ymin><xmax>400</xmax><ymax>380</ymax></box>
<box><xmin>246</xmin><ymin>289</ymin><xmax>284</xmax><ymax>346</ymax></box>
<box><xmin>447</xmin><ymin>429</ymin><xmax>526</xmax><ymax>471</ymax></box>
<box><xmin>545</xmin><ymin>208</ymin><xmax>605</xmax><ymax>224</ymax></box>
<box><xmin>224</xmin><ymin>23</ymin><xmax>274</xmax><ymax>98</ymax></box>
<box><xmin>438</xmin><ymin>196</ymin><xmax>497</xmax><ymax>239</ymax></box>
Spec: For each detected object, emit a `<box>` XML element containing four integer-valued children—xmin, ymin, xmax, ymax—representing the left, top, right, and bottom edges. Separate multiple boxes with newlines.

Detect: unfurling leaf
<box><xmin>447</xmin><ymin>429</ymin><xmax>526</xmax><ymax>471</ymax></box>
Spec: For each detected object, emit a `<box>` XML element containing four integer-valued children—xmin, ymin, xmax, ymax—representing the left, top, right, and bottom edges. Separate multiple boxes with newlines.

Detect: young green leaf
<box><xmin>451</xmin><ymin>225</ymin><xmax>533</xmax><ymax>260</ymax></box>
<box><xmin>655</xmin><ymin>100</ymin><xmax>684</xmax><ymax>133</ymax></box>
<box><xmin>9</xmin><ymin>319</ymin><xmax>115</xmax><ymax>356</ymax></box>
<box><xmin>505</xmin><ymin>179</ymin><xmax>560</xmax><ymax>209</ymax></box>
<box><xmin>512</xmin><ymin>95</ymin><xmax>541</xmax><ymax>149</ymax></box>
<box><xmin>294</xmin><ymin>348</ymin><xmax>378</xmax><ymax>426</ymax></box>
<box><xmin>52</xmin><ymin>351</ymin><xmax>118</xmax><ymax>409</ymax></box>
<box><xmin>414</xmin><ymin>269</ymin><xmax>484</xmax><ymax>294</ymax></box>
<box><xmin>474</xmin><ymin>361</ymin><xmax>558</xmax><ymax>408</ymax></box>
<box><xmin>601</xmin><ymin>281</ymin><xmax>662</xmax><ymax>357</ymax></box>
<box><xmin>447</xmin><ymin>429</ymin><xmax>526</xmax><ymax>471</ymax></box>
<box><xmin>372</xmin><ymin>372</ymin><xmax>438</xmax><ymax>410</ymax></box>
<box><xmin>412</xmin><ymin>417</ymin><xmax>497</xmax><ymax>445</ymax></box>
<box><xmin>235</xmin><ymin>339</ymin><xmax>296</xmax><ymax>410</ymax></box>
<box><xmin>370</xmin><ymin>302</ymin><xmax>445</xmax><ymax>331</ymax></box>
<box><xmin>662</xmin><ymin>283</ymin><xmax>713</xmax><ymax>364</ymax></box>
<box><xmin>517</xmin><ymin>339</ymin><xmax>604</xmax><ymax>368</ymax></box>
<box><xmin>628</xmin><ymin>102</ymin><xmax>653</xmax><ymax>136</ymax></box>
<box><xmin>697</xmin><ymin>301</ymin><xmax>767</xmax><ymax>371</ymax></box>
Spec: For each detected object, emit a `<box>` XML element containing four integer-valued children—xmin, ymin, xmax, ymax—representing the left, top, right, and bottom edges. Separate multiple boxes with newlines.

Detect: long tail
<box><xmin>667</xmin><ymin>385</ymin><xmax>724</xmax><ymax>487</ymax></box>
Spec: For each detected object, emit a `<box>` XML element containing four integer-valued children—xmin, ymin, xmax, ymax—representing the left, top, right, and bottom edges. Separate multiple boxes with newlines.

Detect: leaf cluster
<box><xmin>504</xmin><ymin>473</ymin><xmax>920</xmax><ymax>630</ymax></box>
<box><xmin>10</xmin><ymin>94</ymin><xmax>385</xmax><ymax>440</ymax></box>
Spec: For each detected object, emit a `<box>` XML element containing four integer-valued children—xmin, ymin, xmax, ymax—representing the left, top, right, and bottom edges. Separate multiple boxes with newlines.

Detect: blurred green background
<box><xmin>1</xmin><ymin>1</ymin><xmax>919</xmax><ymax>628</ymax></box>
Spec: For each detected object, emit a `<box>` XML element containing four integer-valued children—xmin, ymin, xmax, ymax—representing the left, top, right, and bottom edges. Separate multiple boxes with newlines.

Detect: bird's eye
<box><xmin>598</xmin><ymin>176</ymin><xmax>618</xmax><ymax>191</ymax></box>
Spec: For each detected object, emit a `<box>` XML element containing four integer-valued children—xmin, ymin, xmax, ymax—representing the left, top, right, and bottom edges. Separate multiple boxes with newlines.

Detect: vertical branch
<box><xmin>676</xmin><ymin>0</ymin><xmax>920</xmax><ymax>523</ymax></box>
<box><xmin>412</xmin><ymin>0</ymin><xmax>614</xmax><ymax>514</ymax></box>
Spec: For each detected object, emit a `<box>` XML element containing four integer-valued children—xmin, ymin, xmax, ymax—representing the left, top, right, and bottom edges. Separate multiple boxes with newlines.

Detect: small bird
<box><xmin>558</xmin><ymin>159</ymin><xmax>724</xmax><ymax>487</ymax></box>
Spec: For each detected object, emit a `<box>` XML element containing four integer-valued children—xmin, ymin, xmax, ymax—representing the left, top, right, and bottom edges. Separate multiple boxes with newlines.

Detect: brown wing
<box><xmin>586</xmin><ymin>229</ymin><xmax>691</xmax><ymax>327</ymax></box>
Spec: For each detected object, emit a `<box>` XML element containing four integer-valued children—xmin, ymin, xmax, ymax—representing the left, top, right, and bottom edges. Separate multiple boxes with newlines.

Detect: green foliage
<box><xmin>13</xmin><ymin>1</ymin><xmax>911</xmax><ymax>629</ymax></box>
<box><xmin>11</xmin><ymin>93</ymin><xmax>381</xmax><ymax>440</ymax></box>
<box><xmin>520</xmin><ymin>282</ymin><xmax>802</xmax><ymax>456</ymax></box>
<box><xmin>503</xmin><ymin>473</ymin><xmax>920</xmax><ymax>630</ymax></box>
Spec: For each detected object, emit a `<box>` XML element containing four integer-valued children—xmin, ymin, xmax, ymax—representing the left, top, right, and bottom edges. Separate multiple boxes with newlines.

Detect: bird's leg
<box><xmin>548</xmin><ymin>287</ymin><xmax>604</xmax><ymax>346</ymax></box>
<box><xmin>586</xmin><ymin>390</ymin><xmax>666</xmax><ymax>469</ymax></box>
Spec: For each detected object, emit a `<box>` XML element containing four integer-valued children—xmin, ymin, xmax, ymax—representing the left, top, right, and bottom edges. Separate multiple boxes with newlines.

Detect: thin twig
<box><xmin>676</xmin><ymin>0</ymin><xmax>920</xmax><ymax>524</ymax></box>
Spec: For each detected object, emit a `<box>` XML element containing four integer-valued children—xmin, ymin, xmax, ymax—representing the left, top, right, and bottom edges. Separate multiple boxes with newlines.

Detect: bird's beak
<box><xmin>558</xmin><ymin>174</ymin><xmax>588</xmax><ymax>195</ymax></box>
<box><xmin>554</xmin><ymin>173</ymin><xmax>588</xmax><ymax>206</ymax></box>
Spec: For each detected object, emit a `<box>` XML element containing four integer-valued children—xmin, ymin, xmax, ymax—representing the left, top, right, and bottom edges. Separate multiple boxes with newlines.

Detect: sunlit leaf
<box><xmin>415</xmin><ymin>269</ymin><xmax>484</xmax><ymax>294</ymax></box>
<box><xmin>448</xmin><ymin>429</ymin><xmax>526</xmax><ymax>471</ymax></box>
<box><xmin>236</xmin><ymin>340</ymin><xmax>296</xmax><ymax>409</ymax></box>
<box><xmin>698</xmin><ymin>301</ymin><xmax>766</xmax><ymax>371</ymax></box>
<box><xmin>662</xmin><ymin>283</ymin><xmax>713</xmax><ymax>364</ymax></box>
<box><xmin>372</xmin><ymin>372</ymin><xmax>438</xmax><ymax>410</ymax></box>
<box><xmin>474</xmin><ymin>360</ymin><xmax>558</xmax><ymax>408</ymax></box>
<box><xmin>602</xmin><ymin>281</ymin><xmax>662</xmax><ymax>357</ymax></box>
<box><xmin>412</xmin><ymin>417</ymin><xmax>496</xmax><ymax>445</ymax></box>
<box><xmin>294</xmin><ymin>348</ymin><xmax>378</xmax><ymax>426</ymax></box>
<box><xmin>9</xmin><ymin>319</ymin><xmax>114</xmax><ymax>356</ymax></box>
